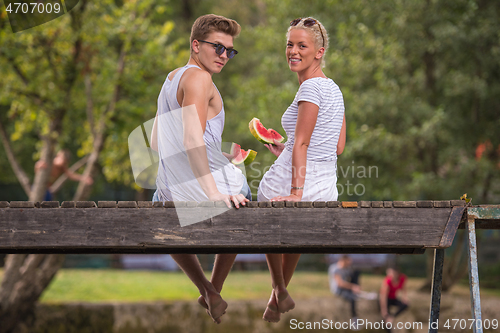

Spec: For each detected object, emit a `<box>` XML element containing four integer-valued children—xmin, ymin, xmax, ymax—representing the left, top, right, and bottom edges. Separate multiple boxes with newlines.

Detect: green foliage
<box><xmin>0</xmin><ymin>0</ymin><xmax>182</xmax><ymax>194</ymax></box>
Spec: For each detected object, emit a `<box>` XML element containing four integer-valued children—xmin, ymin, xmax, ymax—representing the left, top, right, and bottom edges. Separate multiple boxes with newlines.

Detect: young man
<box><xmin>329</xmin><ymin>255</ymin><xmax>361</xmax><ymax>326</ymax></box>
<box><xmin>150</xmin><ymin>14</ymin><xmax>249</xmax><ymax>324</ymax></box>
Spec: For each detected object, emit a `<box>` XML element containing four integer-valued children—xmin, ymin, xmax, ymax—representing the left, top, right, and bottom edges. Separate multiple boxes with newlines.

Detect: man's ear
<box><xmin>192</xmin><ymin>40</ymin><xmax>200</xmax><ymax>54</ymax></box>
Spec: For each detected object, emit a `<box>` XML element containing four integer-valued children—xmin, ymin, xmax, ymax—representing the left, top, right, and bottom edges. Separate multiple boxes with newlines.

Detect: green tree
<box><xmin>0</xmin><ymin>0</ymin><xmax>181</xmax><ymax>330</ymax></box>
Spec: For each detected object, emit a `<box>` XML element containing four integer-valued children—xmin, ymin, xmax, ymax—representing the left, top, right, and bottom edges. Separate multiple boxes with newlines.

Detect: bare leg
<box><xmin>197</xmin><ymin>254</ymin><xmax>237</xmax><ymax>322</ymax></box>
<box><xmin>263</xmin><ymin>254</ymin><xmax>301</xmax><ymax>322</ymax></box>
<box><xmin>282</xmin><ymin>253</ymin><xmax>301</xmax><ymax>286</ymax></box>
<box><xmin>264</xmin><ymin>254</ymin><xmax>296</xmax><ymax>312</ymax></box>
<box><xmin>170</xmin><ymin>254</ymin><xmax>227</xmax><ymax>323</ymax></box>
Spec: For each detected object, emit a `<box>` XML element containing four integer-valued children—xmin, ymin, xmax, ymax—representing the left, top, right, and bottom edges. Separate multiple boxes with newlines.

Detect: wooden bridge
<box><xmin>0</xmin><ymin>199</ymin><xmax>499</xmax><ymax>333</ymax></box>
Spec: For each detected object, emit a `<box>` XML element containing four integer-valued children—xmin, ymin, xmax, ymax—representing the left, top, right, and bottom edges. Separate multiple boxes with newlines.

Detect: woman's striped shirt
<box><xmin>281</xmin><ymin>77</ymin><xmax>345</xmax><ymax>162</ymax></box>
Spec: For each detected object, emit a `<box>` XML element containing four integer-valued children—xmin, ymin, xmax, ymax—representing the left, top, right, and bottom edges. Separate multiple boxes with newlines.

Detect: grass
<box><xmin>36</xmin><ymin>270</ymin><xmax>335</xmax><ymax>303</ymax></box>
<box><xmin>0</xmin><ymin>269</ymin><xmax>499</xmax><ymax>303</ymax></box>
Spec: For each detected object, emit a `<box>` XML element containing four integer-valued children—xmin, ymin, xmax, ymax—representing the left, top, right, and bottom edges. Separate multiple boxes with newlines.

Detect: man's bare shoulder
<box><xmin>179</xmin><ymin>67</ymin><xmax>213</xmax><ymax>92</ymax></box>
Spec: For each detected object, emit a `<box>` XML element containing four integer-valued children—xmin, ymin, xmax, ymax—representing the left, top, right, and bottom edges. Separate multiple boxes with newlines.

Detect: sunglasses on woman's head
<box><xmin>290</xmin><ymin>18</ymin><xmax>325</xmax><ymax>47</ymax></box>
<box><xmin>198</xmin><ymin>40</ymin><xmax>238</xmax><ymax>59</ymax></box>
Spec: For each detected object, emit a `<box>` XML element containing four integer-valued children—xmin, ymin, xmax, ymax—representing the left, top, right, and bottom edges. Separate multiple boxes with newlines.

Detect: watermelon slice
<box><xmin>230</xmin><ymin>142</ymin><xmax>257</xmax><ymax>165</ymax></box>
<box><xmin>249</xmin><ymin>118</ymin><xmax>284</xmax><ymax>144</ymax></box>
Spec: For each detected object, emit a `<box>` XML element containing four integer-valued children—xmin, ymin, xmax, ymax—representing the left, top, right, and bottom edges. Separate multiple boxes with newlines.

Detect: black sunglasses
<box><xmin>290</xmin><ymin>18</ymin><xmax>325</xmax><ymax>48</ymax></box>
<box><xmin>198</xmin><ymin>40</ymin><xmax>238</xmax><ymax>59</ymax></box>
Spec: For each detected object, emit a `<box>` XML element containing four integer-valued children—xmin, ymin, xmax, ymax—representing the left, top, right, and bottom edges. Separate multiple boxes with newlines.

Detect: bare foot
<box><xmin>275</xmin><ymin>288</ymin><xmax>295</xmax><ymax>313</ymax></box>
<box><xmin>263</xmin><ymin>290</ymin><xmax>281</xmax><ymax>323</ymax></box>
<box><xmin>199</xmin><ymin>295</ymin><xmax>224</xmax><ymax>324</ymax></box>
<box><xmin>205</xmin><ymin>293</ymin><xmax>228</xmax><ymax>324</ymax></box>
<box><xmin>198</xmin><ymin>295</ymin><xmax>208</xmax><ymax>309</ymax></box>
<box><xmin>263</xmin><ymin>306</ymin><xmax>281</xmax><ymax>323</ymax></box>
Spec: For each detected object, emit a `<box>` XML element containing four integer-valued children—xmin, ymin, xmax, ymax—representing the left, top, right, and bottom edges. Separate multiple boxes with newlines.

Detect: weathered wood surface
<box><xmin>0</xmin><ymin>201</ymin><xmax>469</xmax><ymax>254</ymax></box>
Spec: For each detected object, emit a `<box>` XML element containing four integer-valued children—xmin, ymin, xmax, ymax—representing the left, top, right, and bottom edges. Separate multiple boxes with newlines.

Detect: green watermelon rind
<box><xmin>249</xmin><ymin>118</ymin><xmax>284</xmax><ymax>144</ymax></box>
<box><xmin>231</xmin><ymin>149</ymin><xmax>257</xmax><ymax>165</ymax></box>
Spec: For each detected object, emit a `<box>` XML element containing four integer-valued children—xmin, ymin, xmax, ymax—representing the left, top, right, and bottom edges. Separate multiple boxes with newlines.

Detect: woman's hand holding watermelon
<box><xmin>264</xmin><ymin>139</ymin><xmax>285</xmax><ymax>157</ymax></box>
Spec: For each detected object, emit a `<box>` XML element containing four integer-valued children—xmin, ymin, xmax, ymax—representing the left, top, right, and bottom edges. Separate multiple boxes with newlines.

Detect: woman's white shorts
<box><xmin>257</xmin><ymin>149</ymin><xmax>338</xmax><ymax>202</ymax></box>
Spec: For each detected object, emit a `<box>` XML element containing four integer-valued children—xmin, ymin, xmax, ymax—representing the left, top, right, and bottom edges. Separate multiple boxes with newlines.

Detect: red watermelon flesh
<box><xmin>230</xmin><ymin>142</ymin><xmax>257</xmax><ymax>165</ymax></box>
<box><xmin>249</xmin><ymin>118</ymin><xmax>284</xmax><ymax>144</ymax></box>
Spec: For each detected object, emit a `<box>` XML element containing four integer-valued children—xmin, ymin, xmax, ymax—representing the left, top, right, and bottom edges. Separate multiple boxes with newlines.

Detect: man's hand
<box><xmin>208</xmin><ymin>192</ymin><xmax>248</xmax><ymax>209</ymax></box>
<box><xmin>264</xmin><ymin>139</ymin><xmax>285</xmax><ymax>157</ymax></box>
<box><xmin>222</xmin><ymin>151</ymin><xmax>236</xmax><ymax>162</ymax></box>
<box><xmin>352</xmin><ymin>285</ymin><xmax>361</xmax><ymax>294</ymax></box>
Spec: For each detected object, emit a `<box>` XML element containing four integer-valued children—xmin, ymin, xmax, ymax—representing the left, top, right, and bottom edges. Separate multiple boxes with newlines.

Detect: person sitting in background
<box><xmin>35</xmin><ymin>149</ymin><xmax>93</xmax><ymax>201</ymax></box>
<box><xmin>379</xmin><ymin>267</ymin><xmax>409</xmax><ymax>324</ymax></box>
<box><xmin>328</xmin><ymin>255</ymin><xmax>362</xmax><ymax>324</ymax></box>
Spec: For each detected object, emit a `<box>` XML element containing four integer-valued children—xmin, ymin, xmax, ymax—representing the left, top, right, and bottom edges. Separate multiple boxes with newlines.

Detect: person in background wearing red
<box><xmin>380</xmin><ymin>267</ymin><xmax>409</xmax><ymax>325</ymax></box>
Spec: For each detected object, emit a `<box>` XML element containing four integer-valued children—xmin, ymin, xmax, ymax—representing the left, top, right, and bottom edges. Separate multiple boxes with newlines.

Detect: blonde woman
<box><xmin>257</xmin><ymin>17</ymin><xmax>346</xmax><ymax>322</ymax></box>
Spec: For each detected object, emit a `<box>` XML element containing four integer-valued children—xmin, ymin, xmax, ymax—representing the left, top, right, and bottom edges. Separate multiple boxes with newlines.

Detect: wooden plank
<box><xmin>137</xmin><ymin>201</ymin><xmax>153</xmax><ymax>208</ymax></box>
<box><xmin>186</xmin><ymin>201</ymin><xmax>198</xmax><ymax>208</ymax></box>
<box><xmin>163</xmin><ymin>201</ymin><xmax>175</xmax><ymax>208</ymax></box>
<box><xmin>272</xmin><ymin>201</ymin><xmax>285</xmax><ymax>208</ymax></box>
<box><xmin>215</xmin><ymin>201</ymin><xmax>228</xmax><ymax>208</ymax></box>
<box><xmin>359</xmin><ymin>201</ymin><xmax>371</xmax><ymax>208</ymax></box>
<box><xmin>246</xmin><ymin>202</ymin><xmax>259</xmax><ymax>208</ymax></box>
<box><xmin>0</xmin><ymin>207</ymin><xmax>452</xmax><ymax>254</ymax></box>
<box><xmin>76</xmin><ymin>201</ymin><xmax>96</xmax><ymax>208</ymax></box>
<box><xmin>41</xmin><ymin>201</ymin><xmax>59</xmax><ymax>208</ymax></box>
<box><xmin>198</xmin><ymin>201</ymin><xmax>215</xmax><ymax>208</ymax></box>
<box><xmin>417</xmin><ymin>201</ymin><xmax>433</xmax><ymax>208</ymax></box>
<box><xmin>118</xmin><ymin>201</ymin><xmax>138</xmax><ymax>208</ymax></box>
<box><xmin>393</xmin><ymin>201</ymin><xmax>416</xmax><ymax>208</ymax></box>
<box><xmin>98</xmin><ymin>201</ymin><xmax>117</xmax><ymax>208</ymax></box>
<box><xmin>438</xmin><ymin>206</ymin><xmax>466</xmax><ymax>248</ymax></box>
<box><xmin>342</xmin><ymin>201</ymin><xmax>358</xmax><ymax>208</ymax></box>
<box><xmin>61</xmin><ymin>201</ymin><xmax>75</xmax><ymax>208</ymax></box>
<box><xmin>434</xmin><ymin>201</ymin><xmax>451</xmax><ymax>208</ymax></box>
<box><xmin>9</xmin><ymin>201</ymin><xmax>35</xmax><ymax>208</ymax></box>
<box><xmin>313</xmin><ymin>202</ymin><xmax>327</xmax><ymax>208</ymax></box>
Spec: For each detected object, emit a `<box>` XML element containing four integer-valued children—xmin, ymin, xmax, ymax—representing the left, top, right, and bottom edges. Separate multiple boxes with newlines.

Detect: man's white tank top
<box><xmin>155</xmin><ymin>65</ymin><xmax>244</xmax><ymax>201</ymax></box>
